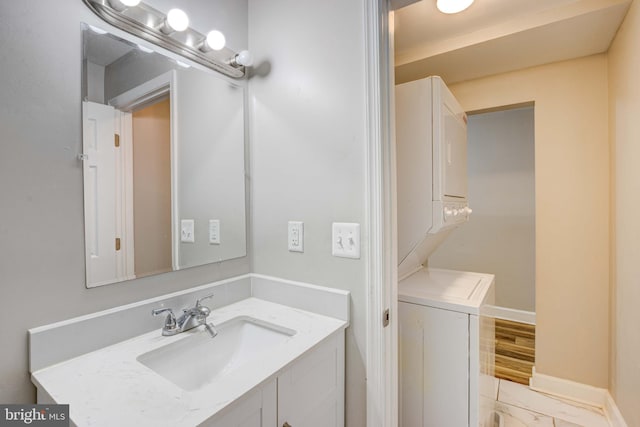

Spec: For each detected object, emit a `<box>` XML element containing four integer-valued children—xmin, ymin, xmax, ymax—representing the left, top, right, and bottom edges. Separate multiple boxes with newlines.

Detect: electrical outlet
<box><xmin>332</xmin><ymin>222</ymin><xmax>360</xmax><ymax>259</ymax></box>
<box><xmin>209</xmin><ymin>220</ymin><xmax>220</xmax><ymax>244</ymax></box>
<box><xmin>288</xmin><ymin>221</ymin><xmax>304</xmax><ymax>252</ymax></box>
<box><xmin>181</xmin><ymin>219</ymin><xmax>195</xmax><ymax>243</ymax></box>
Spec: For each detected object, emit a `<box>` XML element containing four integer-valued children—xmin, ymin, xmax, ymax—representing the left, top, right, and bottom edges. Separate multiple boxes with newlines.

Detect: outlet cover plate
<box><xmin>181</xmin><ymin>219</ymin><xmax>195</xmax><ymax>243</ymax></box>
<box><xmin>288</xmin><ymin>221</ymin><xmax>304</xmax><ymax>252</ymax></box>
<box><xmin>332</xmin><ymin>222</ymin><xmax>360</xmax><ymax>259</ymax></box>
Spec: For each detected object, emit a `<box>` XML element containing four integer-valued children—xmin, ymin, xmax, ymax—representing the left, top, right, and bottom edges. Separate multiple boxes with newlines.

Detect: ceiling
<box><xmin>84</xmin><ymin>28</ymin><xmax>135</xmax><ymax>67</ymax></box>
<box><xmin>394</xmin><ymin>0</ymin><xmax>632</xmax><ymax>84</ymax></box>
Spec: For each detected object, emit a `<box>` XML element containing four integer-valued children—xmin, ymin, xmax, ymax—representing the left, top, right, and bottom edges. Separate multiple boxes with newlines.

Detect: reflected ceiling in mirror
<box><xmin>81</xmin><ymin>24</ymin><xmax>247</xmax><ymax>288</ymax></box>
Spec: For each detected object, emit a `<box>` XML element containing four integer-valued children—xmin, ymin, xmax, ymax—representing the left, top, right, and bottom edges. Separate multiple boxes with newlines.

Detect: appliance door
<box><xmin>435</xmin><ymin>82</ymin><xmax>468</xmax><ymax>200</ymax></box>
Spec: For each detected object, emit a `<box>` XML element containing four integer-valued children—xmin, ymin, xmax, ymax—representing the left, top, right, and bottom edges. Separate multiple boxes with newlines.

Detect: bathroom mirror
<box><xmin>81</xmin><ymin>24</ymin><xmax>247</xmax><ymax>288</ymax></box>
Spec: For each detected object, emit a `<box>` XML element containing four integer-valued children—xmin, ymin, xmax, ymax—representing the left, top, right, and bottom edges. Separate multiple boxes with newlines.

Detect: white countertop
<box><xmin>31</xmin><ymin>297</ymin><xmax>347</xmax><ymax>427</ymax></box>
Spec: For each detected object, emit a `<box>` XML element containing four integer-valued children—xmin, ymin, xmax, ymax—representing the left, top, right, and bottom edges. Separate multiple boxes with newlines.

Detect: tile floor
<box><xmin>492</xmin><ymin>378</ymin><xmax>610</xmax><ymax>427</ymax></box>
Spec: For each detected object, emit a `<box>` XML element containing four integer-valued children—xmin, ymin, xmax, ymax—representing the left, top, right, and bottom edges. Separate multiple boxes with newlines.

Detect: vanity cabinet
<box><xmin>204</xmin><ymin>379</ymin><xmax>277</xmax><ymax>427</ymax></box>
<box><xmin>204</xmin><ymin>331</ymin><xmax>345</xmax><ymax>427</ymax></box>
<box><xmin>30</xmin><ymin>278</ymin><xmax>350</xmax><ymax>427</ymax></box>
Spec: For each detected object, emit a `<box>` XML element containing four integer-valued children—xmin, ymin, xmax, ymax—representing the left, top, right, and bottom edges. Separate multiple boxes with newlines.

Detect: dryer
<box><xmin>396</xmin><ymin>76</ymin><xmax>495</xmax><ymax>427</ymax></box>
<box><xmin>396</xmin><ymin>76</ymin><xmax>472</xmax><ymax>279</ymax></box>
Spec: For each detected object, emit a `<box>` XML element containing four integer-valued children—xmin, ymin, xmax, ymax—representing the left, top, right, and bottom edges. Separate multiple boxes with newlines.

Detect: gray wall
<box><xmin>104</xmin><ymin>39</ymin><xmax>248</xmax><ymax>269</ymax></box>
<box><xmin>248</xmin><ymin>0</ymin><xmax>368</xmax><ymax>426</ymax></box>
<box><xmin>176</xmin><ymin>69</ymin><xmax>247</xmax><ymax>268</ymax></box>
<box><xmin>0</xmin><ymin>0</ymin><xmax>249</xmax><ymax>403</ymax></box>
<box><xmin>430</xmin><ymin>106</ymin><xmax>536</xmax><ymax>312</ymax></box>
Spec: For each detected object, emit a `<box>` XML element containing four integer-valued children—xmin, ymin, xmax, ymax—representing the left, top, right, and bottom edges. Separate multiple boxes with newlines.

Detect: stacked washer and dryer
<box><xmin>396</xmin><ymin>76</ymin><xmax>496</xmax><ymax>427</ymax></box>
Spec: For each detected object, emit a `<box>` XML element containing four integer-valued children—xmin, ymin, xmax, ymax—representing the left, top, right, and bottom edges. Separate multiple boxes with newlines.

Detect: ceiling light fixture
<box><xmin>436</xmin><ymin>0</ymin><xmax>474</xmax><ymax>14</ymax></box>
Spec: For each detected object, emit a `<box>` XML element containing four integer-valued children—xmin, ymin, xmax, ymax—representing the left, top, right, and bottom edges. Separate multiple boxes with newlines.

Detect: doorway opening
<box><xmin>428</xmin><ymin>103</ymin><xmax>536</xmax><ymax>384</ymax></box>
<box><xmin>131</xmin><ymin>98</ymin><xmax>173</xmax><ymax>278</ymax></box>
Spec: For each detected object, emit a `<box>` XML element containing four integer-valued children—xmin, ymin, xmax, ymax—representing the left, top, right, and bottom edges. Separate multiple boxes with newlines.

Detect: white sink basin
<box><xmin>137</xmin><ymin>316</ymin><xmax>296</xmax><ymax>391</ymax></box>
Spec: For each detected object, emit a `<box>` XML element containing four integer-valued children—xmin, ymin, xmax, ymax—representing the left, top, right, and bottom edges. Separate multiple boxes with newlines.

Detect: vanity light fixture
<box><xmin>436</xmin><ymin>0</ymin><xmax>474</xmax><ymax>14</ymax></box>
<box><xmin>82</xmin><ymin>0</ymin><xmax>251</xmax><ymax>79</ymax></box>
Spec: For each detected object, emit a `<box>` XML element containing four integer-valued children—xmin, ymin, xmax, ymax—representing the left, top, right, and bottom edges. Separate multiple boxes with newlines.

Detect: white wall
<box><xmin>449</xmin><ymin>54</ymin><xmax>609</xmax><ymax>388</ymax></box>
<box><xmin>0</xmin><ymin>0</ymin><xmax>249</xmax><ymax>403</ymax></box>
<box><xmin>247</xmin><ymin>0</ymin><xmax>368</xmax><ymax>425</ymax></box>
<box><xmin>608</xmin><ymin>0</ymin><xmax>640</xmax><ymax>424</ymax></box>
<box><xmin>430</xmin><ymin>106</ymin><xmax>535</xmax><ymax>312</ymax></box>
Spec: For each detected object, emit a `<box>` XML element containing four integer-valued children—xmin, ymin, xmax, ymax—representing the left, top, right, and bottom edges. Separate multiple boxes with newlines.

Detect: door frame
<box><xmin>365</xmin><ymin>0</ymin><xmax>398</xmax><ymax>426</ymax></box>
<box><xmin>109</xmin><ymin>70</ymin><xmax>179</xmax><ymax>271</ymax></box>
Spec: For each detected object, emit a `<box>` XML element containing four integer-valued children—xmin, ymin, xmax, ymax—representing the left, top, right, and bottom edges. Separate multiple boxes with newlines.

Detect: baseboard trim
<box><xmin>485</xmin><ymin>305</ymin><xmax>536</xmax><ymax>325</ymax></box>
<box><xmin>529</xmin><ymin>368</ymin><xmax>628</xmax><ymax>427</ymax></box>
<box><xmin>604</xmin><ymin>393</ymin><xmax>629</xmax><ymax>427</ymax></box>
<box><xmin>529</xmin><ymin>367</ymin><xmax>606</xmax><ymax>407</ymax></box>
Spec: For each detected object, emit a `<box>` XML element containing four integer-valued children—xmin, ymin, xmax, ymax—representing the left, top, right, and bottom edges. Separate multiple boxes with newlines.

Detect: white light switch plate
<box><xmin>181</xmin><ymin>219</ymin><xmax>195</xmax><ymax>243</ymax></box>
<box><xmin>209</xmin><ymin>220</ymin><xmax>220</xmax><ymax>244</ymax></box>
<box><xmin>288</xmin><ymin>221</ymin><xmax>304</xmax><ymax>252</ymax></box>
<box><xmin>332</xmin><ymin>222</ymin><xmax>360</xmax><ymax>259</ymax></box>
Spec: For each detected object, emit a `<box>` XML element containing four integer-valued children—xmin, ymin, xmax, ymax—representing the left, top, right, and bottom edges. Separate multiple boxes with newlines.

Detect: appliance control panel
<box><xmin>431</xmin><ymin>200</ymin><xmax>471</xmax><ymax>233</ymax></box>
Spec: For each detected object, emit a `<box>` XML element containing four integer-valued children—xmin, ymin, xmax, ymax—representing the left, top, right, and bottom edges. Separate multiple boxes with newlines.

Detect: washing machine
<box><xmin>396</xmin><ymin>76</ymin><xmax>496</xmax><ymax>426</ymax></box>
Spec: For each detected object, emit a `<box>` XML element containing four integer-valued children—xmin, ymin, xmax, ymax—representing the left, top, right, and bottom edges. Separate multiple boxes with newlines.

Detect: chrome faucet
<box><xmin>152</xmin><ymin>294</ymin><xmax>218</xmax><ymax>338</ymax></box>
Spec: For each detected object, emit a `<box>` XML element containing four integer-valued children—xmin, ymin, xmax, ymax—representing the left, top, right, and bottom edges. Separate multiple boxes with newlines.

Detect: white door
<box><xmin>83</xmin><ymin>101</ymin><xmax>119</xmax><ymax>287</ymax></box>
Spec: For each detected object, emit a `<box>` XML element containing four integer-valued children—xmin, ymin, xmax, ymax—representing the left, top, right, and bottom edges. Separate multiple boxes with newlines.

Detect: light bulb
<box><xmin>206</xmin><ymin>30</ymin><xmax>226</xmax><ymax>51</ymax></box>
<box><xmin>166</xmin><ymin>8</ymin><xmax>189</xmax><ymax>32</ymax></box>
<box><xmin>436</xmin><ymin>0</ymin><xmax>474</xmax><ymax>14</ymax></box>
<box><xmin>108</xmin><ymin>0</ymin><xmax>140</xmax><ymax>11</ymax></box>
<box><xmin>235</xmin><ymin>50</ymin><xmax>254</xmax><ymax>67</ymax></box>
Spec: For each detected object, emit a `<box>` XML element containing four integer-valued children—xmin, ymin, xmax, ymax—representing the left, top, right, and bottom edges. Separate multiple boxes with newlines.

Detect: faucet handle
<box><xmin>152</xmin><ymin>307</ymin><xmax>177</xmax><ymax>331</ymax></box>
<box><xmin>196</xmin><ymin>293</ymin><xmax>214</xmax><ymax>307</ymax></box>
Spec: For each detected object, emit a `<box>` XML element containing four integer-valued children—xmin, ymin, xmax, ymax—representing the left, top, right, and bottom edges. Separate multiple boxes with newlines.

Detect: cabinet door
<box><xmin>202</xmin><ymin>379</ymin><xmax>277</xmax><ymax>427</ymax></box>
<box><xmin>277</xmin><ymin>332</ymin><xmax>345</xmax><ymax>427</ymax></box>
<box><xmin>399</xmin><ymin>302</ymin><xmax>469</xmax><ymax>427</ymax></box>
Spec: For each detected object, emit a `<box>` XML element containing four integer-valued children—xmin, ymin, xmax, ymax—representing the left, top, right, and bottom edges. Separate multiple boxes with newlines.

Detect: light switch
<box><xmin>288</xmin><ymin>221</ymin><xmax>304</xmax><ymax>252</ymax></box>
<box><xmin>332</xmin><ymin>222</ymin><xmax>360</xmax><ymax>259</ymax></box>
<box><xmin>209</xmin><ymin>220</ymin><xmax>220</xmax><ymax>244</ymax></box>
<box><xmin>181</xmin><ymin>219</ymin><xmax>195</xmax><ymax>243</ymax></box>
